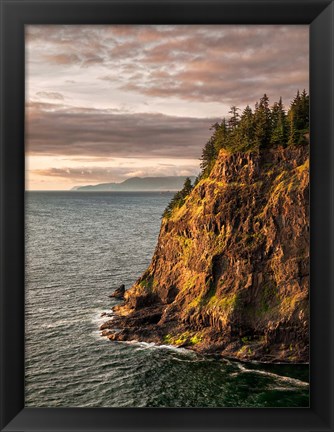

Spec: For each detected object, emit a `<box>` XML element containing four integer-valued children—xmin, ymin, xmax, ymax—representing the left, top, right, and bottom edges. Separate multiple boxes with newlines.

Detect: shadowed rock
<box><xmin>109</xmin><ymin>284</ymin><xmax>125</xmax><ymax>299</ymax></box>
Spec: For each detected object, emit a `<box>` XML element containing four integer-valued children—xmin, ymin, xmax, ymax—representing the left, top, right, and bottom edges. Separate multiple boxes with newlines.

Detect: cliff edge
<box><xmin>102</xmin><ymin>146</ymin><xmax>309</xmax><ymax>363</ymax></box>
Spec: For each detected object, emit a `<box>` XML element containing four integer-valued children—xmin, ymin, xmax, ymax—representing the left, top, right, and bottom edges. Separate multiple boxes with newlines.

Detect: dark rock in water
<box><xmin>101</xmin><ymin>312</ymin><xmax>113</xmax><ymax>318</ymax></box>
<box><xmin>100</xmin><ymin>319</ymin><xmax>114</xmax><ymax>330</ymax></box>
<box><xmin>101</xmin><ymin>329</ymin><xmax>114</xmax><ymax>337</ymax></box>
<box><xmin>109</xmin><ymin>284</ymin><xmax>125</xmax><ymax>299</ymax></box>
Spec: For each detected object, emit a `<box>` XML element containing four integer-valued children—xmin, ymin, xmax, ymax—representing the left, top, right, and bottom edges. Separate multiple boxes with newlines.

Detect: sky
<box><xmin>25</xmin><ymin>25</ymin><xmax>309</xmax><ymax>190</ymax></box>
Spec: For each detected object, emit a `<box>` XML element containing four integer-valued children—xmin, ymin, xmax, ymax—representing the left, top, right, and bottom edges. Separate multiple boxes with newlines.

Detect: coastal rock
<box><xmin>100</xmin><ymin>312</ymin><xmax>113</xmax><ymax>317</ymax></box>
<box><xmin>109</xmin><ymin>284</ymin><xmax>125</xmax><ymax>299</ymax></box>
<box><xmin>100</xmin><ymin>319</ymin><xmax>114</xmax><ymax>330</ymax></box>
<box><xmin>103</xmin><ymin>146</ymin><xmax>309</xmax><ymax>363</ymax></box>
<box><xmin>101</xmin><ymin>329</ymin><xmax>114</xmax><ymax>337</ymax></box>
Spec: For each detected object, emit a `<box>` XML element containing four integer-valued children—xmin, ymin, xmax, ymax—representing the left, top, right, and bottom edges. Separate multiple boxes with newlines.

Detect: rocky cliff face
<box><xmin>102</xmin><ymin>146</ymin><xmax>309</xmax><ymax>363</ymax></box>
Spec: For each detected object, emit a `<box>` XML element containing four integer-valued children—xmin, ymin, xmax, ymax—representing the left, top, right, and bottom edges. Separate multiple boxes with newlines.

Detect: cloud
<box><xmin>26</xmin><ymin>25</ymin><xmax>308</xmax><ymax>106</ymax></box>
<box><xmin>118</xmin><ymin>27</ymin><xmax>309</xmax><ymax>105</ymax></box>
<box><xmin>36</xmin><ymin>91</ymin><xmax>65</xmax><ymax>100</ymax></box>
<box><xmin>26</xmin><ymin>102</ymin><xmax>218</xmax><ymax>159</ymax></box>
<box><xmin>31</xmin><ymin>166</ymin><xmax>116</xmax><ymax>183</ymax></box>
<box><xmin>32</xmin><ymin>163</ymin><xmax>200</xmax><ymax>183</ymax></box>
<box><xmin>26</xmin><ymin>25</ymin><xmax>309</xmax><ymax>189</ymax></box>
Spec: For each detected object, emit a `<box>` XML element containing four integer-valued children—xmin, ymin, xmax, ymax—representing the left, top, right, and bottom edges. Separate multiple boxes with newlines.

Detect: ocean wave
<box><xmin>234</xmin><ymin>362</ymin><xmax>309</xmax><ymax>387</ymax></box>
<box><xmin>91</xmin><ymin>309</ymin><xmax>114</xmax><ymax>325</ymax></box>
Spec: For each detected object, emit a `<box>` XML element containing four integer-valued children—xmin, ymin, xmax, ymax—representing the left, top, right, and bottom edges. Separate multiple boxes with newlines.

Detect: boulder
<box><xmin>109</xmin><ymin>284</ymin><xmax>125</xmax><ymax>299</ymax></box>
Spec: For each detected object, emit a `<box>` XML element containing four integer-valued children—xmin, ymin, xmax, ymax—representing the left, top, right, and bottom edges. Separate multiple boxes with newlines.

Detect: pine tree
<box><xmin>182</xmin><ymin>177</ymin><xmax>193</xmax><ymax>195</ymax></box>
<box><xmin>287</xmin><ymin>110</ymin><xmax>298</xmax><ymax>146</ymax></box>
<box><xmin>211</xmin><ymin>118</ymin><xmax>228</xmax><ymax>154</ymax></box>
<box><xmin>300</xmin><ymin>89</ymin><xmax>310</xmax><ymax>130</ymax></box>
<box><xmin>254</xmin><ymin>94</ymin><xmax>271</xmax><ymax>148</ymax></box>
<box><xmin>163</xmin><ymin>177</ymin><xmax>193</xmax><ymax>218</ymax></box>
<box><xmin>228</xmin><ymin>106</ymin><xmax>240</xmax><ymax>130</ymax></box>
<box><xmin>163</xmin><ymin>91</ymin><xmax>310</xmax><ymax>218</ymax></box>
<box><xmin>287</xmin><ymin>90</ymin><xmax>309</xmax><ymax>145</ymax></box>
<box><xmin>271</xmin><ymin>97</ymin><xmax>288</xmax><ymax>146</ymax></box>
<box><xmin>200</xmin><ymin>137</ymin><xmax>217</xmax><ymax>178</ymax></box>
<box><xmin>238</xmin><ymin>105</ymin><xmax>255</xmax><ymax>150</ymax></box>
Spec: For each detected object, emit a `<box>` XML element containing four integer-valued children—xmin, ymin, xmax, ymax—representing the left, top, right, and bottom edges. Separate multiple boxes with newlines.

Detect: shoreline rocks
<box><xmin>109</xmin><ymin>284</ymin><xmax>125</xmax><ymax>299</ymax></box>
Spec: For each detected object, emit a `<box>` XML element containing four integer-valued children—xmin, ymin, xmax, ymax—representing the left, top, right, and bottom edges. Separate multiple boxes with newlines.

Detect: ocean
<box><xmin>25</xmin><ymin>191</ymin><xmax>309</xmax><ymax>407</ymax></box>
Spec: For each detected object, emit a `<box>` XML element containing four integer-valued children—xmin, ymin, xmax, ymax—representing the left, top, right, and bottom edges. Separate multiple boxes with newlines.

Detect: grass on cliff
<box><xmin>137</xmin><ymin>273</ymin><xmax>155</xmax><ymax>294</ymax></box>
<box><xmin>163</xmin><ymin>331</ymin><xmax>203</xmax><ymax>346</ymax></box>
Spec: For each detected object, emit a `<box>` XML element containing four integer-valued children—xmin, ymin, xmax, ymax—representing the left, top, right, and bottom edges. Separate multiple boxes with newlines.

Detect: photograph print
<box><xmin>25</xmin><ymin>24</ymin><xmax>310</xmax><ymax>408</ymax></box>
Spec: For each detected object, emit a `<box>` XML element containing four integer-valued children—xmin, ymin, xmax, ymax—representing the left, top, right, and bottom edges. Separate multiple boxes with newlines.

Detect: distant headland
<box><xmin>72</xmin><ymin>176</ymin><xmax>196</xmax><ymax>192</ymax></box>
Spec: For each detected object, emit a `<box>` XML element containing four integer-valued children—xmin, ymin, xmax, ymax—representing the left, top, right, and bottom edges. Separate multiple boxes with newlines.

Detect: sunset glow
<box><xmin>25</xmin><ymin>25</ymin><xmax>309</xmax><ymax>190</ymax></box>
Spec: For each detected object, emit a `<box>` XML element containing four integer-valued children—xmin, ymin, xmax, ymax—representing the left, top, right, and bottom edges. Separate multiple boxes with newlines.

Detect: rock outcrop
<box><xmin>109</xmin><ymin>284</ymin><xmax>125</xmax><ymax>299</ymax></box>
<box><xmin>103</xmin><ymin>146</ymin><xmax>309</xmax><ymax>363</ymax></box>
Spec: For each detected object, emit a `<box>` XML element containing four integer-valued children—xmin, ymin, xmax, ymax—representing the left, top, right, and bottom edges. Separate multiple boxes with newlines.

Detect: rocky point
<box><xmin>101</xmin><ymin>145</ymin><xmax>309</xmax><ymax>363</ymax></box>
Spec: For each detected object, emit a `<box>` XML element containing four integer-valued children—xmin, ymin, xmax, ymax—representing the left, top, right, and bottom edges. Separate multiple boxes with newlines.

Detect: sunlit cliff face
<box><xmin>25</xmin><ymin>25</ymin><xmax>309</xmax><ymax>190</ymax></box>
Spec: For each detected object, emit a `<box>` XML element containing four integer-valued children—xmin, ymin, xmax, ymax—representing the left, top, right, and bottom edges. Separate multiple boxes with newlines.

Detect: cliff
<box><xmin>102</xmin><ymin>146</ymin><xmax>309</xmax><ymax>363</ymax></box>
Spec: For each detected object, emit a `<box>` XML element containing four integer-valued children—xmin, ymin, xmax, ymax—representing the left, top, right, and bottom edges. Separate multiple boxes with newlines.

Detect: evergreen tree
<box><xmin>289</xmin><ymin>90</ymin><xmax>302</xmax><ymax>130</ymax></box>
<box><xmin>237</xmin><ymin>105</ymin><xmax>255</xmax><ymax>151</ymax></box>
<box><xmin>271</xmin><ymin>97</ymin><xmax>288</xmax><ymax>146</ymax></box>
<box><xmin>183</xmin><ymin>177</ymin><xmax>193</xmax><ymax>195</ymax></box>
<box><xmin>254</xmin><ymin>94</ymin><xmax>271</xmax><ymax>148</ymax></box>
<box><xmin>163</xmin><ymin>177</ymin><xmax>193</xmax><ymax>218</ymax></box>
<box><xmin>200</xmin><ymin>137</ymin><xmax>218</xmax><ymax>178</ymax></box>
<box><xmin>163</xmin><ymin>91</ymin><xmax>310</xmax><ymax>218</ymax></box>
<box><xmin>228</xmin><ymin>106</ymin><xmax>240</xmax><ymax>130</ymax></box>
<box><xmin>287</xmin><ymin>90</ymin><xmax>309</xmax><ymax>145</ymax></box>
<box><xmin>287</xmin><ymin>110</ymin><xmax>298</xmax><ymax>146</ymax></box>
<box><xmin>211</xmin><ymin>118</ymin><xmax>229</xmax><ymax>154</ymax></box>
<box><xmin>300</xmin><ymin>89</ymin><xmax>310</xmax><ymax>130</ymax></box>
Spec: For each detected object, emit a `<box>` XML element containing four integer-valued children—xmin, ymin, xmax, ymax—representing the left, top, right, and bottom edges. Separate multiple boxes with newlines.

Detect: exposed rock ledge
<box><xmin>101</xmin><ymin>146</ymin><xmax>309</xmax><ymax>363</ymax></box>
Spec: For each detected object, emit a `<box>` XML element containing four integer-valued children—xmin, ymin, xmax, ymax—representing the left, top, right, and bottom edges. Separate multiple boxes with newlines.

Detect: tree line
<box><xmin>200</xmin><ymin>90</ymin><xmax>309</xmax><ymax>177</ymax></box>
<box><xmin>163</xmin><ymin>90</ymin><xmax>309</xmax><ymax>218</ymax></box>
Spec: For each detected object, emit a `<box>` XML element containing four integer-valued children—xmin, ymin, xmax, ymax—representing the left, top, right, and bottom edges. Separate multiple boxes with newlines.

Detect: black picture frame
<box><xmin>1</xmin><ymin>0</ymin><xmax>333</xmax><ymax>431</ymax></box>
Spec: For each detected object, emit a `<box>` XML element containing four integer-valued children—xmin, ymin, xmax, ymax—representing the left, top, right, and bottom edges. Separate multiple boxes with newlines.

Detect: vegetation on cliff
<box><xmin>164</xmin><ymin>91</ymin><xmax>309</xmax><ymax>219</ymax></box>
<box><xmin>163</xmin><ymin>177</ymin><xmax>193</xmax><ymax>218</ymax></box>
<box><xmin>199</xmin><ymin>90</ymin><xmax>309</xmax><ymax>176</ymax></box>
<box><xmin>103</xmin><ymin>91</ymin><xmax>309</xmax><ymax>363</ymax></box>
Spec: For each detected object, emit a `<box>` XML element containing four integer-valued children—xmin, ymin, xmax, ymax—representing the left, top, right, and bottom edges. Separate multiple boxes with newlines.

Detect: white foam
<box><xmin>121</xmin><ymin>340</ymin><xmax>156</xmax><ymax>350</ymax></box>
<box><xmin>91</xmin><ymin>309</ymin><xmax>114</xmax><ymax>326</ymax></box>
<box><xmin>157</xmin><ymin>344</ymin><xmax>195</xmax><ymax>355</ymax></box>
<box><xmin>112</xmin><ymin>339</ymin><xmax>195</xmax><ymax>357</ymax></box>
<box><xmin>132</xmin><ymin>341</ymin><xmax>197</xmax><ymax>357</ymax></box>
<box><xmin>91</xmin><ymin>330</ymin><xmax>108</xmax><ymax>341</ymax></box>
<box><xmin>235</xmin><ymin>362</ymin><xmax>309</xmax><ymax>387</ymax></box>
